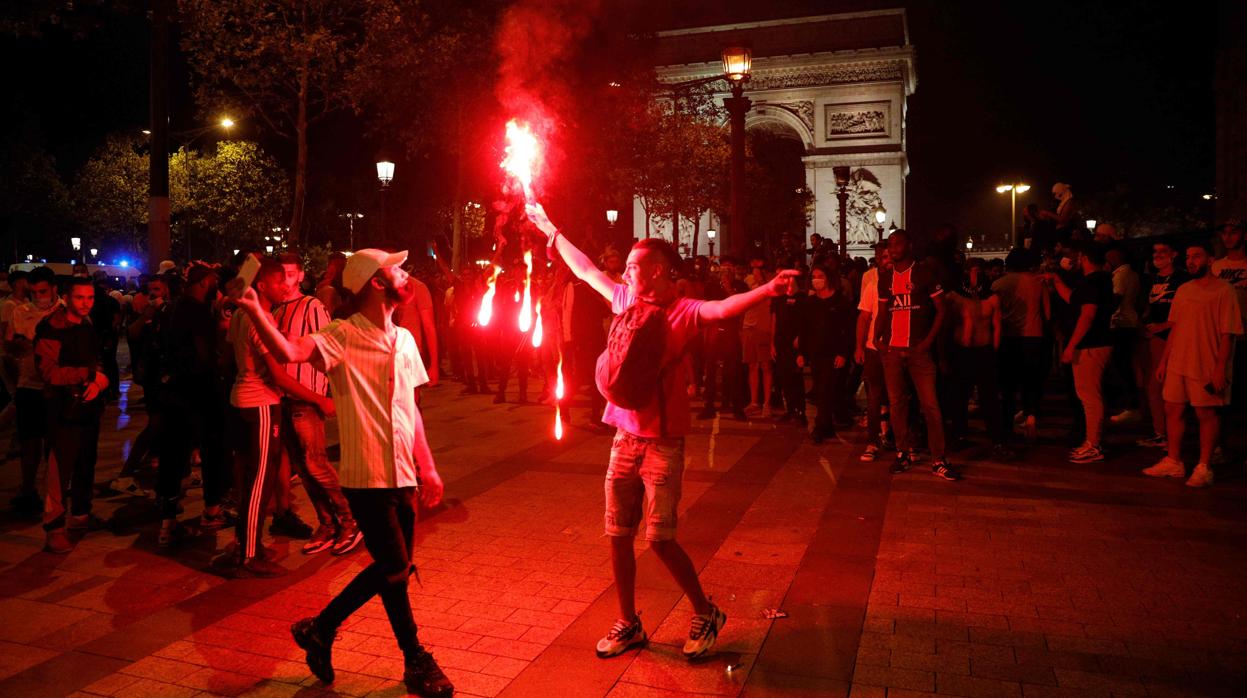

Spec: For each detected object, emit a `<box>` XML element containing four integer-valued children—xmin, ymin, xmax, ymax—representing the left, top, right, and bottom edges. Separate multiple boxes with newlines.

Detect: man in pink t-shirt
<box><xmin>528</xmin><ymin>203</ymin><xmax>796</xmax><ymax>663</ymax></box>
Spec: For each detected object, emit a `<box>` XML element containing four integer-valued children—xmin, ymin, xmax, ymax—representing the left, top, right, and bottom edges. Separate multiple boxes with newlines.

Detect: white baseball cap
<box><xmin>342</xmin><ymin>248</ymin><xmax>408</xmax><ymax>294</ymax></box>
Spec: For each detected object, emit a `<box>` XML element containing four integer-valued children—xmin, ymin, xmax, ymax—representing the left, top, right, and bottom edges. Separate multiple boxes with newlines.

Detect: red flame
<box><xmin>554</xmin><ymin>405</ymin><xmax>564</xmax><ymax>440</ymax></box>
<box><xmin>501</xmin><ymin>120</ymin><xmax>540</xmax><ymax>202</ymax></box>
<box><xmin>554</xmin><ymin>356</ymin><xmax>564</xmax><ymax>400</ymax></box>
<box><xmin>477</xmin><ymin>265</ymin><xmax>500</xmax><ymax>326</ymax></box>
<box><xmin>518</xmin><ymin>250</ymin><xmax>533</xmax><ymax>332</ymax></box>
<box><xmin>532</xmin><ymin>300</ymin><xmax>543</xmax><ymax>348</ymax></box>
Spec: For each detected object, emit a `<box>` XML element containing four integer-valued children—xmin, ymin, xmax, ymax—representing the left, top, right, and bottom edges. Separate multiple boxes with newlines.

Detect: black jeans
<box><xmin>318</xmin><ymin>487</ymin><xmax>421</xmax><ymax>657</ymax></box>
<box><xmin>703</xmin><ymin>330</ymin><xmax>743</xmax><ymax>413</ymax></box>
<box><xmin>233</xmin><ymin>405</ymin><xmax>282</xmax><ymax>561</ymax></box>
<box><xmin>156</xmin><ymin>389</ymin><xmax>228</xmax><ymax>518</ymax></box>
<box><xmin>950</xmin><ymin>345</ymin><xmax>1005</xmax><ymax>445</ymax></box>
<box><xmin>42</xmin><ymin>410</ymin><xmax>102</xmax><ymax>531</ymax></box>
<box><xmin>863</xmin><ymin>349</ymin><xmax>890</xmax><ymax>447</ymax></box>
<box><xmin>999</xmin><ymin>337</ymin><xmax>1048</xmax><ymax>420</ymax></box>
<box><xmin>774</xmin><ymin>347</ymin><xmax>805</xmax><ymax>416</ymax></box>
<box><xmin>1108</xmin><ymin>328</ymin><xmax>1140</xmax><ymax>410</ymax></box>
<box><xmin>810</xmin><ymin>356</ymin><xmax>844</xmax><ymax>435</ymax></box>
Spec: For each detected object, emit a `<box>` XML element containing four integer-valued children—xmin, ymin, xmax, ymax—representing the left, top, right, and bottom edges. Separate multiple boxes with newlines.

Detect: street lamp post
<box><xmin>70</xmin><ymin>237</ymin><xmax>82</xmax><ymax>263</ymax></box>
<box><xmin>833</xmin><ymin>166</ymin><xmax>851</xmax><ymax>257</ymax></box>
<box><xmin>376</xmin><ymin>159</ymin><xmax>395</xmax><ymax>241</ymax></box>
<box><xmin>722</xmin><ymin>46</ymin><xmax>752</xmax><ymax>257</ymax></box>
<box><xmin>994</xmin><ymin>183</ymin><xmax>1031</xmax><ymax>246</ymax></box>
<box><xmin>873</xmin><ymin>206</ymin><xmax>887</xmax><ymax>242</ymax></box>
<box><xmin>706</xmin><ymin>229</ymin><xmax>716</xmax><ymax>259</ymax></box>
<box><xmin>340</xmin><ymin>212</ymin><xmax>364</xmax><ymax>250</ymax></box>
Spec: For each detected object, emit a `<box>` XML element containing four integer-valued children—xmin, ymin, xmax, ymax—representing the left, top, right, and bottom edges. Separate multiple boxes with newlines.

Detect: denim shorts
<box><xmin>605</xmin><ymin>429</ymin><xmax>685</xmax><ymax>541</ymax></box>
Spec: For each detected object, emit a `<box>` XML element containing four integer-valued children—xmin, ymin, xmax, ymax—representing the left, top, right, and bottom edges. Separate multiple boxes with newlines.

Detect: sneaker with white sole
<box><xmin>1186</xmin><ymin>463</ymin><xmax>1214</xmax><ymax>488</ymax></box>
<box><xmin>1068</xmin><ymin>442</ymin><xmax>1094</xmax><ymax>458</ymax></box>
<box><xmin>859</xmin><ymin>444</ymin><xmax>880</xmax><ymax>462</ymax></box>
<box><xmin>110</xmin><ymin>477</ymin><xmax>149</xmax><ymax>498</ymax></box>
<box><xmin>682</xmin><ymin>603</ymin><xmax>727</xmax><ymax>659</ymax></box>
<box><xmin>1069</xmin><ymin>445</ymin><xmax>1104</xmax><ymax>463</ymax></box>
<box><xmin>1109</xmin><ymin>409</ymin><xmax>1141</xmax><ymax>424</ymax></box>
<box><xmin>1142</xmin><ymin>456</ymin><xmax>1185</xmax><ymax>478</ymax></box>
<box><xmin>596</xmin><ymin>615</ymin><xmax>647</xmax><ymax>658</ymax></box>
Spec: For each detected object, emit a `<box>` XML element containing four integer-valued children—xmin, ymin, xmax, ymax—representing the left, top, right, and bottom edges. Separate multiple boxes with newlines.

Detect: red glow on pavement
<box><xmin>477</xmin><ymin>265</ymin><xmax>500</xmax><ymax>326</ymax></box>
<box><xmin>501</xmin><ymin>119</ymin><xmax>540</xmax><ymax>202</ymax></box>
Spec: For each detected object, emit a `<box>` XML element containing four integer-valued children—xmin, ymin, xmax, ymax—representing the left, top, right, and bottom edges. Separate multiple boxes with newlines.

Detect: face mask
<box><xmin>811</xmin><ymin>278</ymin><xmax>827</xmax><ymax>291</ymax></box>
<box><xmin>1059</xmin><ymin>257</ymin><xmax>1074</xmax><ymax>271</ymax></box>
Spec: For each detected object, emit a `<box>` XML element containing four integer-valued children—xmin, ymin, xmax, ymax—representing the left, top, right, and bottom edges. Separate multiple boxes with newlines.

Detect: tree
<box><xmin>72</xmin><ymin>134</ymin><xmax>289</xmax><ymax>261</ymax></box>
<box><xmin>71</xmin><ymin>134</ymin><xmax>151</xmax><ymax>255</ymax></box>
<box><xmin>346</xmin><ymin>0</ymin><xmax>501</xmax><ymax>270</ymax></box>
<box><xmin>179</xmin><ymin>0</ymin><xmax>363</xmax><ymax>245</ymax></box>
<box><xmin>0</xmin><ymin>136</ymin><xmax>71</xmax><ymax>263</ymax></box>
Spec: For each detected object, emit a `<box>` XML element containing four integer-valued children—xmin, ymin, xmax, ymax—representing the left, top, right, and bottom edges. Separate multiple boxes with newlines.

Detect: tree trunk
<box><xmin>451</xmin><ymin>97</ymin><xmax>464</xmax><ymax>272</ymax></box>
<box><xmin>290</xmin><ymin>61</ymin><xmax>309</xmax><ymax>246</ymax></box>
<box><xmin>691</xmin><ymin>213</ymin><xmax>701</xmax><ymax>259</ymax></box>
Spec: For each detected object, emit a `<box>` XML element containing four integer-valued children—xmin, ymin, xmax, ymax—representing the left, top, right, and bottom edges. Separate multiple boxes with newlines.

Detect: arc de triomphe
<box><xmin>638</xmin><ymin>9</ymin><xmax>916</xmax><ymax>258</ymax></box>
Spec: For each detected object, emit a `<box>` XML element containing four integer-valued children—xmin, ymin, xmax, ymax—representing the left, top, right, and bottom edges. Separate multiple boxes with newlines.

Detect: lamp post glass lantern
<box><xmin>873</xmin><ymin>206</ymin><xmax>887</xmax><ymax>242</ymax></box>
<box><xmin>376</xmin><ymin>161</ymin><xmax>395</xmax><ymax>187</ymax></box>
<box><xmin>605</xmin><ymin>209</ymin><xmax>618</xmax><ymax>225</ymax></box>
<box><xmin>706</xmin><ymin>228</ymin><xmax>716</xmax><ymax>258</ymax></box>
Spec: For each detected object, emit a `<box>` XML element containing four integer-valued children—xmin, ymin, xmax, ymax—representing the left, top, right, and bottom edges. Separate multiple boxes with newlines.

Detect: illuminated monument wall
<box><xmin>643</xmin><ymin>9</ymin><xmax>916</xmax><ymax>257</ymax></box>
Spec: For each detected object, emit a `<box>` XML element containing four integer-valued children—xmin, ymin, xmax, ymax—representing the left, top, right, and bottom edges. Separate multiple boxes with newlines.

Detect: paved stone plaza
<box><xmin>1</xmin><ymin>379</ymin><xmax>1245</xmax><ymax>697</ymax></box>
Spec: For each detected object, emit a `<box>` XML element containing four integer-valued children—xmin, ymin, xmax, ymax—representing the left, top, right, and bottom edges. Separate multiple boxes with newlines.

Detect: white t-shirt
<box><xmin>858</xmin><ymin>267</ymin><xmax>879</xmax><ymax>351</ymax></box>
<box><xmin>1212</xmin><ymin>257</ymin><xmax>1247</xmax><ymax>327</ymax></box>
<box><xmin>1167</xmin><ymin>279</ymin><xmax>1243</xmax><ymax>382</ymax></box>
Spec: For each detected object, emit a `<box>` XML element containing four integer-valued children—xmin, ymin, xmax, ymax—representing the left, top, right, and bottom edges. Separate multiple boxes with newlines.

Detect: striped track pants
<box><xmin>234</xmin><ymin>404</ymin><xmax>282</xmax><ymax>560</ymax></box>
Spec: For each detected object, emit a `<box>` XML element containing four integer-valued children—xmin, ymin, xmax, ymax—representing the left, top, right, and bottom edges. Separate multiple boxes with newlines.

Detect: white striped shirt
<box><xmin>273</xmin><ymin>294</ymin><xmax>330</xmax><ymax>396</ymax></box>
<box><xmin>311</xmin><ymin>313</ymin><xmax>428</xmax><ymax>489</ymax></box>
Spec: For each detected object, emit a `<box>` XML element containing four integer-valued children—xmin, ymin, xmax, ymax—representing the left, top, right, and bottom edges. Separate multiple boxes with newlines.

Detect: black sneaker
<box><xmin>404</xmin><ymin>647</ymin><xmax>454</xmax><ymax>697</ymax></box>
<box><xmin>889</xmin><ymin>451</ymin><xmax>912</xmax><ymax>475</ymax></box>
<box><xmin>331</xmin><ymin>521</ymin><xmax>364</xmax><ymax>556</ymax></box>
<box><xmin>931</xmin><ymin>460</ymin><xmax>962</xmax><ymax>481</ymax></box>
<box><xmin>682</xmin><ymin>603</ymin><xmax>727</xmax><ymax>659</ymax></box>
<box><xmin>302</xmin><ymin>525</ymin><xmax>337</xmax><ymax>555</ymax></box>
<box><xmin>291</xmin><ymin>617</ymin><xmax>336</xmax><ymax>685</ymax></box>
<box><xmin>595</xmin><ymin>614</ymin><xmax>647</xmax><ymax>658</ymax></box>
<box><xmin>270</xmin><ymin>510</ymin><xmax>313</xmax><ymax>539</ymax></box>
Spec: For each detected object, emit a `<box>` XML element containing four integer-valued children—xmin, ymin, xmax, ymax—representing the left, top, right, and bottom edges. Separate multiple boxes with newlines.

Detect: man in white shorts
<box><xmin>1145</xmin><ymin>241</ymin><xmax>1242</xmax><ymax>487</ymax></box>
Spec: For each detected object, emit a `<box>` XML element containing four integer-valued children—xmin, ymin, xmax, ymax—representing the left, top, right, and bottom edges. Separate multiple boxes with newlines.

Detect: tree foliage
<box><xmin>0</xmin><ymin>135</ymin><xmax>71</xmax><ymax>262</ymax></box>
<box><xmin>178</xmin><ymin>0</ymin><xmax>364</xmax><ymax>243</ymax></box>
<box><xmin>71</xmin><ymin>135</ymin><xmax>288</xmax><ymax>260</ymax></box>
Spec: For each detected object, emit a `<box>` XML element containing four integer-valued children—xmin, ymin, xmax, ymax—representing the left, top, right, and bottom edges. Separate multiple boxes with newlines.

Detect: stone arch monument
<box><xmin>638</xmin><ymin>9</ymin><xmax>916</xmax><ymax>258</ymax></box>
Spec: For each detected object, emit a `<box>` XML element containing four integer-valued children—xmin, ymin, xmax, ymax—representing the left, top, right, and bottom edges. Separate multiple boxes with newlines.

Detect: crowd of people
<box><xmin>0</xmin><ymin>192</ymin><xmax>1243</xmax><ymax>694</ymax></box>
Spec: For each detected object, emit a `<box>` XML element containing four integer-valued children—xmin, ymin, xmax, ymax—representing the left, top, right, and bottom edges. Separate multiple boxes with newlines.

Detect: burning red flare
<box><xmin>554</xmin><ymin>356</ymin><xmax>564</xmax><ymax>400</ymax></box>
<box><xmin>518</xmin><ymin>250</ymin><xmax>533</xmax><ymax>332</ymax></box>
<box><xmin>554</xmin><ymin>405</ymin><xmax>564</xmax><ymax>440</ymax></box>
<box><xmin>477</xmin><ymin>265</ymin><xmax>500</xmax><ymax>326</ymax></box>
<box><xmin>501</xmin><ymin>120</ymin><xmax>540</xmax><ymax>202</ymax></box>
<box><xmin>532</xmin><ymin>300</ymin><xmax>543</xmax><ymax>348</ymax></box>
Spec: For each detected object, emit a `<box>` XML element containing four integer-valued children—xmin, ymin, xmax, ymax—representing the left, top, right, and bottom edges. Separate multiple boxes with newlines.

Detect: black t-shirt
<box><xmin>806</xmin><ymin>292</ymin><xmax>855</xmax><ymax>360</ymax></box>
<box><xmin>1069</xmin><ymin>271</ymin><xmax>1115</xmax><ymax>349</ymax></box>
<box><xmin>771</xmin><ymin>294</ymin><xmax>807</xmax><ymax>351</ymax></box>
<box><xmin>1144</xmin><ymin>271</ymin><xmax>1188</xmax><ymax>340</ymax></box>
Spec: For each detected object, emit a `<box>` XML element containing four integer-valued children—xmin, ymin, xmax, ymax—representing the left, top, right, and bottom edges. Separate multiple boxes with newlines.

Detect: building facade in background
<box><xmin>644</xmin><ymin>9</ymin><xmax>916</xmax><ymax>258</ymax></box>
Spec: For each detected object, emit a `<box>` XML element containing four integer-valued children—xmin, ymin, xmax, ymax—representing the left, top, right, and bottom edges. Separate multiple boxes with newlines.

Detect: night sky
<box><xmin>1</xmin><ymin>0</ymin><xmax>1217</xmax><ymax>251</ymax></box>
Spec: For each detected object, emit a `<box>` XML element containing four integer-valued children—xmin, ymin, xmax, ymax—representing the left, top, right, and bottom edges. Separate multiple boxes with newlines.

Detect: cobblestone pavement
<box><xmin>0</xmin><ymin>376</ymin><xmax>1244</xmax><ymax>697</ymax></box>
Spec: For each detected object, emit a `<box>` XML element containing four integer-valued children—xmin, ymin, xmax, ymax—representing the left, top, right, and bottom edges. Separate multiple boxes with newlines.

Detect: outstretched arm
<box><xmin>526</xmin><ymin>203</ymin><xmax>616</xmax><ymax>302</ymax></box>
<box><xmin>228</xmin><ymin>284</ymin><xmax>317</xmax><ymax>364</ymax></box>
<box><xmin>699</xmin><ymin>271</ymin><xmax>798</xmax><ymax>323</ymax></box>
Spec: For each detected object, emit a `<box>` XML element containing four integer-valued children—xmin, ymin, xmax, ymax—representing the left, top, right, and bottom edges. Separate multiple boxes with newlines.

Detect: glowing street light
<box><xmin>70</xmin><ymin>237</ymin><xmax>82</xmax><ymax>251</ymax></box>
<box><xmin>1086</xmin><ymin>219</ymin><xmax>1097</xmax><ymax>232</ymax></box>
<box><xmin>995</xmin><ymin>183</ymin><xmax>1031</xmax><ymax>246</ymax></box>
<box><xmin>376</xmin><ymin>161</ymin><xmax>395</xmax><ymax>187</ymax></box>
<box><xmin>966</xmin><ymin>237</ymin><xmax>974</xmax><ymax>251</ymax></box>
<box><xmin>89</xmin><ymin>248</ymin><xmax>98</xmax><ymax>259</ymax></box>
<box><xmin>219</xmin><ymin>117</ymin><xmax>235</xmax><ymax>130</ymax></box>
<box><xmin>706</xmin><ymin>229</ymin><xmax>717</xmax><ymax>258</ymax></box>
<box><xmin>873</xmin><ymin>206</ymin><xmax>887</xmax><ymax>242</ymax></box>
<box><xmin>606</xmin><ymin>209</ymin><xmax>618</xmax><ymax>225</ymax></box>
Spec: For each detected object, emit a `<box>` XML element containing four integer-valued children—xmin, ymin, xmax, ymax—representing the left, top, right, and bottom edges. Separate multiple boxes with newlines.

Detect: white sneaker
<box><xmin>1069</xmin><ymin>445</ymin><xmax>1104</xmax><ymax>463</ymax></box>
<box><xmin>595</xmin><ymin>615</ymin><xmax>647</xmax><ymax>658</ymax></box>
<box><xmin>1142</xmin><ymin>457</ymin><xmax>1185</xmax><ymax>478</ymax></box>
<box><xmin>682</xmin><ymin>603</ymin><xmax>727</xmax><ymax>659</ymax></box>
<box><xmin>1186</xmin><ymin>464</ymin><xmax>1214</xmax><ymax>488</ymax></box>
<box><xmin>1068</xmin><ymin>442</ymin><xmax>1094</xmax><ymax>457</ymax></box>
<box><xmin>1110</xmin><ymin>409</ymin><xmax>1142</xmax><ymax>424</ymax></box>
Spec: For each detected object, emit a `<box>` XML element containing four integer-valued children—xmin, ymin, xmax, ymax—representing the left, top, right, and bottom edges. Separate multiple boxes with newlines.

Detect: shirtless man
<box><xmin>947</xmin><ymin>260</ymin><xmax>1010</xmax><ymax>458</ymax></box>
